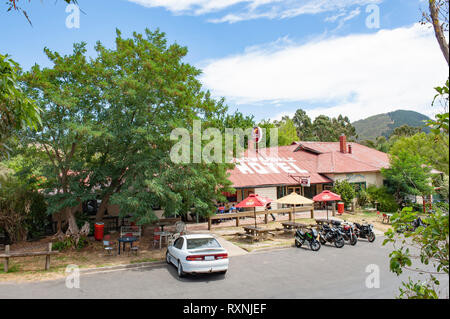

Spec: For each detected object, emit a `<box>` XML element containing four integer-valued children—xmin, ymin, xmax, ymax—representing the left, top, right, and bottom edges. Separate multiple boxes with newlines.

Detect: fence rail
<box><xmin>208</xmin><ymin>206</ymin><xmax>314</xmax><ymax>230</ymax></box>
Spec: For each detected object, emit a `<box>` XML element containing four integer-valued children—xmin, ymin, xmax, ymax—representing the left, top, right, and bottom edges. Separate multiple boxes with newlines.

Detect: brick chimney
<box><xmin>339</xmin><ymin>134</ymin><xmax>347</xmax><ymax>153</ymax></box>
<box><xmin>348</xmin><ymin>144</ymin><xmax>352</xmax><ymax>154</ymax></box>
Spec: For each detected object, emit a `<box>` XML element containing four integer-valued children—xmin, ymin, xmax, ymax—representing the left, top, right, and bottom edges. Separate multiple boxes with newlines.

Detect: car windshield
<box><xmin>187</xmin><ymin>238</ymin><xmax>221</xmax><ymax>250</ymax></box>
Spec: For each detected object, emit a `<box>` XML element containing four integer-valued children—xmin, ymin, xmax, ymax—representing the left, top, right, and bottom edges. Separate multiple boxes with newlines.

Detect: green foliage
<box><xmin>292</xmin><ymin>108</ymin><xmax>314</xmax><ymax>141</ymax></box>
<box><xmin>382</xmin><ymin>150</ymin><xmax>434</xmax><ymax>205</ymax></box>
<box><xmin>356</xmin><ymin>189</ymin><xmax>369</xmax><ymax>207</ymax></box>
<box><xmin>389</xmin><ymin>132</ymin><xmax>449</xmax><ymax>175</ymax></box>
<box><xmin>53</xmin><ymin>236</ymin><xmax>88</xmax><ymax>251</ymax></box>
<box><xmin>0</xmin><ymin>162</ymin><xmax>48</xmax><ymax>243</ymax></box>
<box><xmin>366</xmin><ymin>185</ymin><xmax>399</xmax><ymax>212</ymax></box>
<box><xmin>272</xmin><ymin>116</ymin><xmax>299</xmax><ymax>146</ymax></box>
<box><xmin>383</xmin><ymin>205</ymin><xmax>449</xmax><ymax>298</ymax></box>
<box><xmin>427</xmin><ymin>80</ymin><xmax>449</xmax><ymax>135</ymax></box>
<box><xmin>0</xmin><ymin>54</ymin><xmax>41</xmax><ymax>156</ymax></box>
<box><xmin>332</xmin><ymin>180</ymin><xmax>355</xmax><ymax>206</ymax></box>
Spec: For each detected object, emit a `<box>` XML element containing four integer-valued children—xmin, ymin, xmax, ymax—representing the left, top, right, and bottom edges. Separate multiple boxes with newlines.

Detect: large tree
<box><xmin>22</xmin><ymin>29</ymin><xmax>253</xmax><ymax>230</ymax></box>
<box><xmin>292</xmin><ymin>108</ymin><xmax>314</xmax><ymax>141</ymax></box>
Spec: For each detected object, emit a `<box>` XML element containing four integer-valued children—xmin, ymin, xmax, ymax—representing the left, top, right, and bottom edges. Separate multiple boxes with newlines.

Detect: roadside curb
<box><xmin>80</xmin><ymin>260</ymin><xmax>166</xmax><ymax>275</ymax></box>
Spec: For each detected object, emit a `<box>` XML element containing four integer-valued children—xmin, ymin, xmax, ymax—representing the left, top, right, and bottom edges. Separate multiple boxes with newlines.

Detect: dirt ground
<box><xmin>0</xmin><ymin>232</ymin><xmax>167</xmax><ymax>283</ymax></box>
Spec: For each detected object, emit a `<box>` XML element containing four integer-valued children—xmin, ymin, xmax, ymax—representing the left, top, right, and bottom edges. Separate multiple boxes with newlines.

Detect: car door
<box><xmin>169</xmin><ymin>237</ymin><xmax>184</xmax><ymax>264</ymax></box>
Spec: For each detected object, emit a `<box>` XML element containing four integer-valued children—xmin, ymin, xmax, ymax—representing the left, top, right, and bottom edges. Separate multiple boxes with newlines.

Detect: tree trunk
<box><xmin>429</xmin><ymin>0</ymin><xmax>449</xmax><ymax>65</ymax></box>
<box><xmin>96</xmin><ymin>193</ymin><xmax>111</xmax><ymax>222</ymax></box>
<box><xmin>65</xmin><ymin>207</ymin><xmax>80</xmax><ymax>235</ymax></box>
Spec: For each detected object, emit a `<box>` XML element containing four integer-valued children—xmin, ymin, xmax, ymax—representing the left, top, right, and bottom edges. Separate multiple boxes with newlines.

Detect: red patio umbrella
<box><xmin>313</xmin><ymin>190</ymin><xmax>342</xmax><ymax>220</ymax></box>
<box><xmin>236</xmin><ymin>194</ymin><xmax>272</xmax><ymax>228</ymax></box>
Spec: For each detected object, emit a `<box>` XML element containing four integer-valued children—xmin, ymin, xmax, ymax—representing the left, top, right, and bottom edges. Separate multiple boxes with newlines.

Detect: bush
<box><xmin>367</xmin><ymin>185</ymin><xmax>399</xmax><ymax>212</ymax></box>
<box><xmin>332</xmin><ymin>180</ymin><xmax>356</xmax><ymax>207</ymax></box>
<box><xmin>357</xmin><ymin>189</ymin><xmax>369</xmax><ymax>207</ymax></box>
<box><xmin>53</xmin><ymin>236</ymin><xmax>89</xmax><ymax>251</ymax></box>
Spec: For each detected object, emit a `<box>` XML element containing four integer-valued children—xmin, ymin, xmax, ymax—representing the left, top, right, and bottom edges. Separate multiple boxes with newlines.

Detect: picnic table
<box><xmin>281</xmin><ymin>221</ymin><xmax>314</xmax><ymax>231</ymax></box>
<box><xmin>242</xmin><ymin>226</ymin><xmax>272</xmax><ymax>241</ymax></box>
<box><xmin>315</xmin><ymin>218</ymin><xmax>331</xmax><ymax>225</ymax></box>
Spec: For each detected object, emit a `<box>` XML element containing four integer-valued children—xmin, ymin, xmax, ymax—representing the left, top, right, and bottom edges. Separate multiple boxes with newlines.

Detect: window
<box><xmin>174</xmin><ymin>237</ymin><xmax>184</xmax><ymax>249</ymax></box>
<box><xmin>187</xmin><ymin>238</ymin><xmax>221</xmax><ymax>250</ymax></box>
<box><xmin>350</xmin><ymin>182</ymin><xmax>367</xmax><ymax>192</ymax></box>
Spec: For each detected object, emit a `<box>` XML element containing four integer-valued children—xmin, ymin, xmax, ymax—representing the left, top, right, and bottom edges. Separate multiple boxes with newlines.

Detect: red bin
<box><xmin>337</xmin><ymin>202</ymin><xmax>345</xmax><ymax>214</ymax></box>
<box><xmin>94</xmin><ymin>222</ymin><xmax>104</xmax><ymax>241</ymax></box>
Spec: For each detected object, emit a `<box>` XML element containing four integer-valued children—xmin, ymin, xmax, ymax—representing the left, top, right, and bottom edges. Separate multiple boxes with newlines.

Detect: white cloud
<box><xmin>199</xmin><ymin>24</ymin><xmax>448</xmax><ymax>121</ymax></box>
<box><xmin>128</xmin><ymin>0</ymin><xmax>381</xmax><ymax>23</ymax></box>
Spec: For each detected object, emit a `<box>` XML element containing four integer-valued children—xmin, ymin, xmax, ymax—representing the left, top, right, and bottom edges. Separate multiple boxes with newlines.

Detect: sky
<box><xmin>0</xmin><ymin>0</ymin><xmax>448</xmax><ymax>123</ymax></box>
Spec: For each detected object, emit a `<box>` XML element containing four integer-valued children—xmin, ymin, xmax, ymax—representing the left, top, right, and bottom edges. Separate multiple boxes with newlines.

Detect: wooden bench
<box><xmin>0</xmin><ymin>243</ymin><xmax>58</xmax><ymax>273</ymax></box>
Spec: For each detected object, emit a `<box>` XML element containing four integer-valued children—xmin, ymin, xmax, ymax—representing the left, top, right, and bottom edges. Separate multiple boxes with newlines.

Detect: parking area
<box><xmin>1</xmin><ymin>237</ymin><xmax>447</xmax><ymax>299</ymax></box>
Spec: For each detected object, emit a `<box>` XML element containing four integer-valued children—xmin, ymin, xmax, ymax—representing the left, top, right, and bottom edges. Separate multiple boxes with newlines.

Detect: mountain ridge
<box><xmin>352</xmin><ymin>110</ymin><xmax>430</xmax><ymax>141</ymax></box>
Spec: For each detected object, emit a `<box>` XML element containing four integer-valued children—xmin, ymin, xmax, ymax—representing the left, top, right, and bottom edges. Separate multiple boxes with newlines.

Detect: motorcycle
<box><xmin>318</xmin><ymin>223</ymin><xmax>345</xmax><ymax>248</ymax></box>
<box><xmin>295</xmin><ymin>227</ymin><xmax>321</xmax><ymax>251</ymax></box>
<box><xmin>354</xmin><ymin>222</ymin><xmax>376</xmax><ymax>242</ymax></box>
<box><xmin>331</xmin><ymin>220</ymin><xmax>357</xmax><ymax>246</ymax></box>
<box><xmin>397</xmin><ymin>217</ymin><xmax>427</xmax><ymax>233</ymax></box>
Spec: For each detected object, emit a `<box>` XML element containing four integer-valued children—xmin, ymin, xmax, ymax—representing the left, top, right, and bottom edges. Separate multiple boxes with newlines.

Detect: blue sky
<box><xmin>1</xmin><ymin>0</ymin><xmax>447</xmax><ymax>122</ymax></box>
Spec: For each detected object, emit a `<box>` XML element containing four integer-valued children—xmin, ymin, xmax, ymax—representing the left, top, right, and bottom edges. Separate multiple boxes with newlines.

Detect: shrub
<box><xmin>357</xmin><ymin>189</ymin><xmax>369</xmax><ymax>207</ymax></box>
<box><xmin>332</xmin><ymin>180</ymin><xmax>356</xmax><ymax>207</ymax></box>
<box><xmin>367</xmin><ymin>185</ymin><xmax>399</xmax><ymax>212</ymax></box>
<box><xmin>53</xmin><ymin>236</ymin><xmax>89</xmax><ymax>251</ymax></box>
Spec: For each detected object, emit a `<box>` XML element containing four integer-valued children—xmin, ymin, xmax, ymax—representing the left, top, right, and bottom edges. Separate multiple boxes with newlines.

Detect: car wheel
<box><xmin>367</xmin><ymin>232</ymin><xmax>376</xmax><ymax>242</ymax></box>
<box><xmin>166</xmin><ymin>251</ymin><xmax>171</xmax><ymax>265</ymax></box>
<box><xmin>177</xmin><ymin>260</ymin><xmax>185</xmax><ymax>278</ymax></box>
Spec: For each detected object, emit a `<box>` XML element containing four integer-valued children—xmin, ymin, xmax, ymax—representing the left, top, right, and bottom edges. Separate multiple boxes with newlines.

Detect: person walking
<box><xmin>266</xmin><ymin>202</ymin><xmax>276</xmax><ymax>221</ymax></box>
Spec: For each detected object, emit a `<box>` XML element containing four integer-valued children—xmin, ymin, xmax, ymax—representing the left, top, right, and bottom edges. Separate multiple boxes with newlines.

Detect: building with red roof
<box><xmin>227</xmin><ymin>135</ymin><xmax>390</xmax><ymax>209</ymax></box>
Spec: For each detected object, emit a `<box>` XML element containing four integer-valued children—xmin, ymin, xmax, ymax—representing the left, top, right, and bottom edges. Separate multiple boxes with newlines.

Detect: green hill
<box><xmin>353</xmin><ymin>110</ymin><xmax>431</xmax><ymax>141</ymax></box>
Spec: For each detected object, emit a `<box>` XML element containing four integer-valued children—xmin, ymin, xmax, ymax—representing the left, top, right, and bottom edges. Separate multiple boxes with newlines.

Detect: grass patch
<box><xmin>0</xmin><ymin>263</ymin><xmax>21</xmax><ymax>273</ymax></box>
<box><xmin>130</xmin><ymin>257</ymin><xmax>159</xmax><ymax>264</ymax></box>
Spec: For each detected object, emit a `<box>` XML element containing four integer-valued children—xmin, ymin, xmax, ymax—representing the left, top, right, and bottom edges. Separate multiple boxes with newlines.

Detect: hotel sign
<box><xmin>234</xmin><ymin>157</ymin><xmax>309</xmax><ymax>175</ymax></box>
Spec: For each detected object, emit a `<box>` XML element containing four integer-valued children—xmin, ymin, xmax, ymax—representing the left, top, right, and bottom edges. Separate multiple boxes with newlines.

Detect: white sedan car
<box><xmin>166</xmin><ymin>234</ymin><xmax>229</xmax><ymax>277</ymax></box>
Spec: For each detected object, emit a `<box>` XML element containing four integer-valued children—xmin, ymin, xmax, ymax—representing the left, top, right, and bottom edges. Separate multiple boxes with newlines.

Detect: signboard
<box><xmin>300</xmin><ymin>177</ymin><xmax>311</xmax><ymax>187</ymax></box>
<box><xmin>252</xmin><ymin>127</ymin><xmax>263</xmax><ymax>144</ymax></box>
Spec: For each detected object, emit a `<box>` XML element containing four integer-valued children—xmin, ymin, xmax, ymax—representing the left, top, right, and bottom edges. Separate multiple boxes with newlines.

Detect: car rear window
<box><xmin>187</xmin><ymin>238</ymin><xmax>221</xmax><ymax>249</ymax></box>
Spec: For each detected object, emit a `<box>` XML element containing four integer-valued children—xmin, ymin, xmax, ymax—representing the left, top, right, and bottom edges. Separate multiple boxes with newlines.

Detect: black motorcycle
<box><xmin>295</xmin><ymin>227</ymin><xmax>321</xmax><ymax>251</ymax></box>
<box><xmin>397</xmin><ymin>217</ymin><xmax>427</xmax><ymax>233</ymax></box>
<box><xmin>331</xmin><ymin>220</ymin><xmax>357</xmax><ymax>246</ymax></box>
<box><xmin>318</xmin><ymin>224</ymin><xmax>345</xmax><ymax>248</ymax></box>
<box><xmin>354</xmin><ymin>222</ymin><xmax>375</xmax><ymax>242</ymax></box>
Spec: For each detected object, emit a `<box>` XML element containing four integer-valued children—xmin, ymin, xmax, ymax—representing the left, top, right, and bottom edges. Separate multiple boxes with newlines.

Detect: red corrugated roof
<box><xmin>228</xmin><ymin>141</ymin><xmax>389</xmax><ymax>188</ymax></box>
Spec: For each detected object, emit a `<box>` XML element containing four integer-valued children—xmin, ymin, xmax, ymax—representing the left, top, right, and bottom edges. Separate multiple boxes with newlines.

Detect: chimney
<box><xmin>339</xmin><ymin>134</ymin><xmax>347</xmax><ymax>153</ymax></box>
<box><xmin>348</xmin><ymin>144</ymin><xmax>352</xmax><ymax>154</ymax></box>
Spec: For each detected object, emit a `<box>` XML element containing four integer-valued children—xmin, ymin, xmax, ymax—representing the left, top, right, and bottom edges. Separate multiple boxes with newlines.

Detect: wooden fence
<box><xmin>208</xmin><ymin>206</ymin><xmax>314</xmax><ymax>230</ymax></box>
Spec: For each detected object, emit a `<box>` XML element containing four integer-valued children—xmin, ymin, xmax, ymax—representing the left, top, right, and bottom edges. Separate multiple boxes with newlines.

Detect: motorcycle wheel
<box><xmin>367</xmin><ymin>232</ymin><xmax>376</xmax><ymax>242</ymax></box>
<box><xmin>319</xmin><ymin>236</ymin><xmax>326</xmax><ymax>245</ymax></box>
<box><xmin>310</xmin><ymin>240</ymin><xmax>321</xmax><ymax>251</ymax></box>
<box><xmin>350</xmin><ymin>236</ymin><xmax>358</xmax><ymax>246</ymax></box>
<box><xmin>295</xmin><ymin>239</ymin><xmax>303</xmax><ymax>247</ymax></box>
<box><xmin>334</xmin><ymin>237</ymin><xmax>345</xmax><ymax>248</ymax></box>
